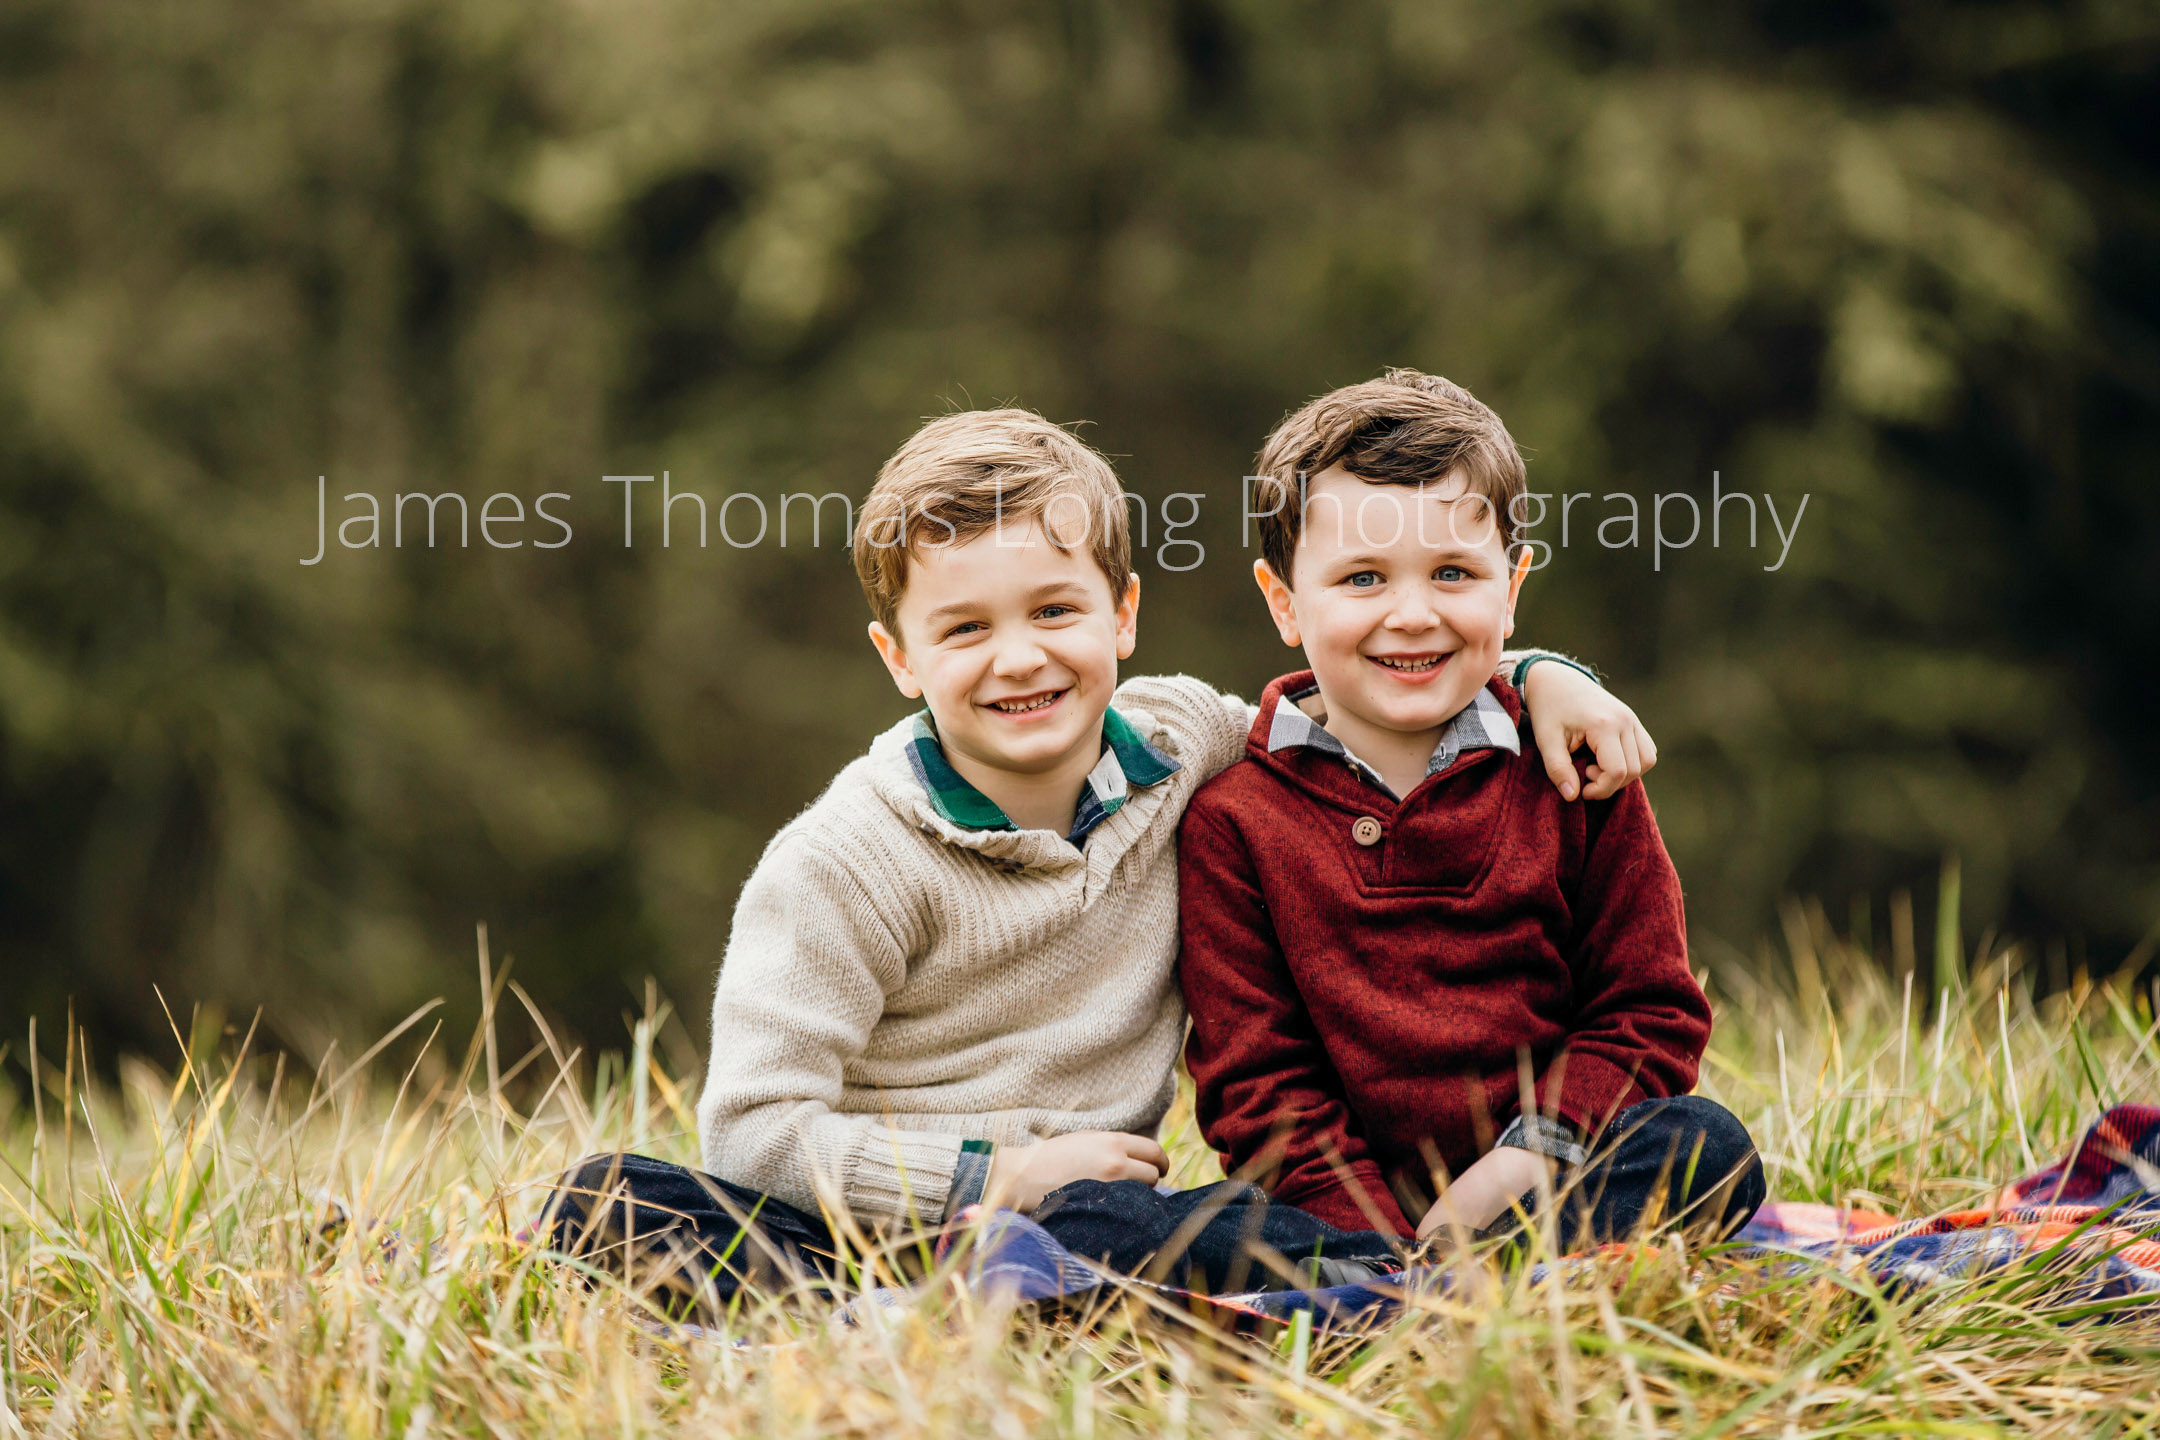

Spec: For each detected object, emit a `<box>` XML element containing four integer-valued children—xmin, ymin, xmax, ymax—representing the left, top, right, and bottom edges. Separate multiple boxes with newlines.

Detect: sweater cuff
<box><xmin>848</xmin><ymin>1126</ymin><xmax>966</xmax><ymax>1225</ymax></box>
<box><xmin>1535</xmin><ymin>1051</ymin><xmax>1647</xmax><ymax>1141</ymax></box>
<box><xmin>1508</xmin><ymin>649</ymin><xmax>1600</xmax><ymax>692</ymax></box>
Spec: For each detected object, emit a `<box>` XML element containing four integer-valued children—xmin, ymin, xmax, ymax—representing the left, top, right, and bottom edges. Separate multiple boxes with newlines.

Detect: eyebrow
<box><xmin>1330</xmin><ymin>549</ymin><xmax>1490</xmax><ymax>568</ymax></box>
<box><xmin>919</xmin><ymin>581</ymin><xmax>1091</xmax><ymax>628</ymax></box>
<box><xmin>919</xmin><ymin>601</ymin><xmax>985</xmax><ymax>628</ymax></box>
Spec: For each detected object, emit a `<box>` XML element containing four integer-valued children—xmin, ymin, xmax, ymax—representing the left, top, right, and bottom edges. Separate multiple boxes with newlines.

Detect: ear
<box><xmin>1253</xmin><ymin>558</ymin><xmax>1301</xmax><ymax>647</ymax></box>
<box><xmin>1113</xmin><ymin>572</ymin><xmax>1141</xmax><ymax>661</ymax></box>
<box><xmin>867</xmin><ymin>620</ymin><xmax>923</xmax><ymax>698</ymax></box>
<box><xmin>1503</xmin><ymin>546</ymin><xmax>1532</xmax><ymax>641</ymax></box>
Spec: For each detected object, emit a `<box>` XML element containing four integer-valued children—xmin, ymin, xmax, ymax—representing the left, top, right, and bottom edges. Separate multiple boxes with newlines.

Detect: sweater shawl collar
<box><xmin>1246</xmin><ymin>669</ymin><xmax>1526</xmax><ymax>810</ymax></box>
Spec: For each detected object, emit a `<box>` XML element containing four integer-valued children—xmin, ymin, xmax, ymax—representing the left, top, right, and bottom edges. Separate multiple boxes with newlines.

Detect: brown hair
<box><xmin>1250</xmin><ymin>367</ymin><xmax>1528</xmax><ymax>584</ymax></box>
<box><xmin>852</xmin><ymin>408</ymin><xmax>1133</xmax><ymax>636</ymax></box>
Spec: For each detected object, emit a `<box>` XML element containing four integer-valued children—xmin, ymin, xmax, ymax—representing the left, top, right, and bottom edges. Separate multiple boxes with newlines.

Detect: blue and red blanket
<box><xmin>919</xmin><ymin>1104</ymin><xmax>2160</xmax><ymax>1330</ymax></box>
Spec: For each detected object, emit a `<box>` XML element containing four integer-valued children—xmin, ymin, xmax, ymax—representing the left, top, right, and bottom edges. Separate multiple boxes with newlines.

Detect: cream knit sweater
<box><xmin>696</xmin><ymin>673</ymin><xmax>1251</xmax><ymax>1225</ymax></box>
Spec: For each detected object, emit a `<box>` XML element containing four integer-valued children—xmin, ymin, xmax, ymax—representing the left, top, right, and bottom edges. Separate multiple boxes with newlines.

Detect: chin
<box><xmin>1386</xmin><ymin>708</ymin><xmax>1455</xmax><ymax>733</ymax></box>
<box><xmin>1376</xmin><ymin>692</ymin><xmax>1473</xmax><ymax>731</ymax></box>
<box><xmin>992</xmin><ymin>729</ymin><xmax>1084</xmax><ymax>771</ymax></box>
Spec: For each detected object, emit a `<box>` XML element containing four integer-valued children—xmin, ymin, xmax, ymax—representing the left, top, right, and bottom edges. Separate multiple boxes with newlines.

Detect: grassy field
<box><xmin>5</xmin><ymin>901</ymin><xmax>2159</xmax><ymax>1439</ymax></box>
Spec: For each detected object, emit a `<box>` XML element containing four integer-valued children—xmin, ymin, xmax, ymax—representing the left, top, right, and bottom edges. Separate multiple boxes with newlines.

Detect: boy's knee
<box><xmin>559</xmin><ymin>1152</ymin><xmax>632</xmax><ymax>1197</ymax></box>
<box><xmin>549</xmin><ymin>1153</ymin><xmax>639</xmax><ymax>1246</ymax></box>
<box><xmin>1640</xmin><ymin>1096</ymin><xmax>1764</xmax><ymax>1228</ymax></box>
<box><xmin>1034</xmin><ymin>1177</ymin><xmax>1172</xmax><ymax>1227</ymax></box>
<box><xmin>548</xmin><ymin>1152</ymin><xmax>726</xmax><ymax>1254</ymax></box>
<box><xmin>1030</xmin><ymin>1178</ymin><xmax>1179</xmax><ymax>1269</ymax></box>
<box><xmin>1666</xmin><ymin>1098</ymin><xmax>1756</xmax><ymax>1171</ymax></box>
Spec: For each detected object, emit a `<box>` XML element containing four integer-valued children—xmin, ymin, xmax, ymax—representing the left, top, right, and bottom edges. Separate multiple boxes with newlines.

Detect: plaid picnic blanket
<box><xmin>1734</xmin><ymin>1102</ymin><xmax>2160</xmax><ymax>1309</ymax></box>
<box><xmin>915</xmin><ymin>1104</ymin><xmax>2160</xmax><ymax>1330</ymax></box>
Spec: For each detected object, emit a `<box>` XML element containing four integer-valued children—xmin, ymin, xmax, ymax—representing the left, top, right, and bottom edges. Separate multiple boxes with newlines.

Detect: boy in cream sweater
<box><xmin>550</xmin><ymin>406</ymin><xmax>1654</xmax><ymax>1303</ymax></box>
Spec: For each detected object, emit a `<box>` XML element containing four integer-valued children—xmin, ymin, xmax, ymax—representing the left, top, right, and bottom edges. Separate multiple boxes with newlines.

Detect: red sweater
<box><xmin>1177</xmin><ymin>672</ymin><xmax>1710</xmax><ymax>1236</ymax></box>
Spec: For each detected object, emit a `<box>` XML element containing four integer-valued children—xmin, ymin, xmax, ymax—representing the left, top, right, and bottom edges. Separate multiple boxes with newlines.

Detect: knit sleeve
<box><xmin>1177</xmin><ymin>793</ymin><xmax>1413</xmax><ymax>1237</ymax></box>
<box><xmin>1537</xmin><ymin>780</ymin><xmax>1712</xmax><ymax>1136</ymax></box>
<box><xmin>695</xmin><ymin>831</ymin><xmax>964</xmax><ymax>1226</ymax></box>
<box><xmin>1113</xmin><ymin>673</ymin><xmax>1255</xmax><ymax>783</ymax></box>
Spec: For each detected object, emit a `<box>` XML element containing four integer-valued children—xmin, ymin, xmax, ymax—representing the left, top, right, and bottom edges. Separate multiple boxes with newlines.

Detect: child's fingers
<box><xmin>1633</xmin><ymin>717</ymin><xmax>1659</xmax><ymax>773</ymax></box>
<box><xmin>1124</xmin><ymin>1136</ymin><xmax>1171</xmax><ymax>1171</ymax></box>
<box><xmin>1529</xmin><ymin>712</ymin><xmax>1582</xmax><ymax>801</ymax></box>
<box><xmin>1578</xmin><ymin>722</ymin><xmax>1633</xmax><ymax>799</ymax></box>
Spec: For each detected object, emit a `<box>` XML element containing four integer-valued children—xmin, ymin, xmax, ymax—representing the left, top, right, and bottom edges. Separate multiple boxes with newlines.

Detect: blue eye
<box><xmin>1346</xmin><ymin>571</ymin><xmax>1382</xmax><ymax>588</ymax></box>
<box><xmin>1436</xmin><ymin>566</ymin><xmax>1468</xmax><ymax>583</ymax></box>
<box><xmin>945</xmin><ymin>621</ymin><xmax>984</xmax><ymax>639</ymax></box>
<box><xmin>1038</xmin><ymin>604</ymin><xmax>1074</xmax><ymax>619</ymax></box>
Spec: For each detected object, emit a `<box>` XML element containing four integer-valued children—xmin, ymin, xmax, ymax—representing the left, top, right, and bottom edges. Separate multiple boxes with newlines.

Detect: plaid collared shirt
<box><xmin>904</xmin><ymin>705</ymin><xmax>1182</xmax><ymax>846</ymax></box>
<box><xmin>1265</xmin><ymin>682</ymin><xmax>1521</xmax><ymax>798</ymax></box>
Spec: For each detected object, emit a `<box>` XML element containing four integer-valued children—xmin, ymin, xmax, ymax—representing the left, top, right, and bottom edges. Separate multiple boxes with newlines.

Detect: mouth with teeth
<box><xmin>1367</xmin><ymin>652</ymin><xmax>1450</xmax><ymax>675</ymax></box>
<box><xmin>985</xmin><ymin>689</ymin><xmax>1066</xmax><ymax>715</ymax></box>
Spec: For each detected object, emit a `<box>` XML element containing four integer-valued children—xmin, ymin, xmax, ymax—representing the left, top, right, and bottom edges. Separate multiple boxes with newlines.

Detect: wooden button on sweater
<box><xmin>1351</xmin><ymin>816</ymin><xmax>1383</xmax><ymax>846</ymax></box>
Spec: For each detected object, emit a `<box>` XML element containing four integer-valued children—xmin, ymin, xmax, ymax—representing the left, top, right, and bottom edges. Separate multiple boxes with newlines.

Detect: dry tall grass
<box><xmin>5</xmin><ymin>905</ymin><xmax>2159</xmax><ymax>1438</ymax></box>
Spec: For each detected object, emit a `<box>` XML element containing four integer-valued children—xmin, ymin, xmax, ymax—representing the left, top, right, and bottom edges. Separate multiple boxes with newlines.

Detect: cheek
<box><xmin>1310</xmin><ymin>602</ymin><xmax>1372</xmax><ymax>651</ymax></box>
<box><xmin>1445</xmin><ymin>596</ymin><xmax>1509</xmax><ymax>644</ymax></box>
<box><xmin>920</xmin><ymin>651</ymin><xmax>979</xmax><ymax>703</ymax></box>
<box><xmin>1072</xmin><ymin>630</ymin><xmax>1124</xmax><ymax>679</ymax></box>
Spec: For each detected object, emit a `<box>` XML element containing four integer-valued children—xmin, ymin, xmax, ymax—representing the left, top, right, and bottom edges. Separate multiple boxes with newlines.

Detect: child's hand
<box><xmin>1520</xmin><ymin>662</ymin><xmax>1658</xmax><ymax>801</ymax></box>
<box><xmin>985</xmin><ymin>1132</ymin><xmax>1170</xmax><ymax>1213</ymax></box>
<box><xmin>1414</xmin><ymin>1146</ymin><xmax>1552</xmax><ymax>1242</ymax></box>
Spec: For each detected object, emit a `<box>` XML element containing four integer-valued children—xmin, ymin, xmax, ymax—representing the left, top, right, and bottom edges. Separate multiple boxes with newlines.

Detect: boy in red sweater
<box><xmin>1179</xmin><ymin>369</ymin><xmax>1764</xmax><ymax>1249</ymax></box>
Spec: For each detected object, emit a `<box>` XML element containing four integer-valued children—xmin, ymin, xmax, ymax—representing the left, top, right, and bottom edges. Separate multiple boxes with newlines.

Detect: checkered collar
<box><xmin>904</xmin><ymin>705</ymin><xmax>1181</xmax><ymax>846</ymax></box>
<box><xmin>1264</xmin><ymin>682</ymin><xmax>1520</xmax><ymax>799</ymax></box>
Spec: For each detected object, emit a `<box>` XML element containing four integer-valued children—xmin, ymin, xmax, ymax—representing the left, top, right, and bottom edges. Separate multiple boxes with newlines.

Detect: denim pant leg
<box><xmin>1513</xmin><ymin>1096</ymin><xmax>1766</xmax><ymax>1251</ymax></box>
<box><xmin>1031</xmin><ymin>1179</ymin><xmax>1401</xmax><ymax>1292</ymax></box>
<box><xmin>548</xmin><ymin>1153</ymin><xmax>841</xmax><ymax>1307</ymax></box>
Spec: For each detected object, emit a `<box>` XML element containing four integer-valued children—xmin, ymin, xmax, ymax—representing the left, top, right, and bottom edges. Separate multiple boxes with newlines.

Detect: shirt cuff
<box><xmin>943</xmin><ymin>1139</ymin><xmax>995</xmax><ymax>1220</ymax></box>
<box><xmin>1496</xmin><ymin>1112</ymin><xmax>1589</xmax><ymax>1167</ymax></box>
<box><xmin>1510</xmin><ymin>650</ymin><xmax>1601</xmax><ymax>691</ymax></box>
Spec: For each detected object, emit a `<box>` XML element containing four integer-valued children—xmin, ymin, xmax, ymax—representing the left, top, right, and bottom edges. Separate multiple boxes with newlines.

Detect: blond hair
<box><xmin>853</xmin><ymin>409</ymin><xmax>1133</xmax><ymax>635</ymax></box>
<box><xmin>1251</xmin><ymin>368</ymin><xmax>1528</xmax><ymax>583</ymax></box>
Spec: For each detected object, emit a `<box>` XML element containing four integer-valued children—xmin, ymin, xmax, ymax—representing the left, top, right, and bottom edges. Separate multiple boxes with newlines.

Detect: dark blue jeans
<box><xmin>546</xmin><ymin>1098</ymin><xmax>1761</xmax><ymax>1308</ymax></box>
<box><xmin>545</xmin><ymin>1155</ymin><xmax>1399</xmax><ymax>1309</ymax></box>
<box><xmin>1480</xmin><ymin>1095</ymin><xmax>1766</xmax><ymax>1251</ymax></box>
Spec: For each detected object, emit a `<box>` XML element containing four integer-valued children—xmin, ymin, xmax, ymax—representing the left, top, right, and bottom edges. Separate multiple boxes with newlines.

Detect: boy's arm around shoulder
<box><xmin>1176</xmin><ymin>786</ymin><xmax>1414</xmax><ymax>1237</ymax></box>
<box><xmin>1539</xmin><ymin>775</ymin><xmax>1713</xmax><ymax>1139</ymax></box>
<box><xmin>1113</xmin><ymin>673</ymin><xmax>1254</xmax><ymax>785</ymax></box>
<box><xmin>696</xmin><ymin>826</ymin><xmax>965</xmax><ymax>1226</ymax></box>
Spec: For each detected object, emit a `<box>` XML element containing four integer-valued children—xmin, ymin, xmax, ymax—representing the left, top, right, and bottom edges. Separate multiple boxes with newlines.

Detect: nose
<box><xmin>990</xmin><ymin>629</ymin><xmax>1047</xmax><ymax>678</ymax></box>
<box><xmin>1384</xmin><ymin>580</ymin><xmax>1444</xmax><ymax>633</ymax></box>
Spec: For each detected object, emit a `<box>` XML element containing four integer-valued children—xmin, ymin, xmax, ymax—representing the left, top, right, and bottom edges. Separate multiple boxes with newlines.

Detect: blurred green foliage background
<box><xmin>3</xmin><ymin>0</ymin><xmax>2157</xmax><ymax>1059</ymax></box>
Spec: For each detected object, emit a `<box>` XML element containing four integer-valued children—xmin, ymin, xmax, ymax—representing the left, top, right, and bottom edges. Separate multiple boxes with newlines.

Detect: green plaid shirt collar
<box><xmin>904</xmin><ymin>706</ymin><xmax>1180</xmax><ymax>846</ymax></box>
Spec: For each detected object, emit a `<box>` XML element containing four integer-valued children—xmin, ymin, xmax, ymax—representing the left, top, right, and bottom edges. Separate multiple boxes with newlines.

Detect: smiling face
<box><xmin>1257</xmin><ymin>463</ymin><xmax>1527</xmax><ymax>774</ymax></box>
<box><xmin>869</xmin><ymin>519</ymin><xmax>1139</xmax><ymax>792</ymax></box>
